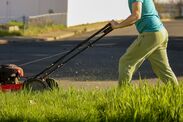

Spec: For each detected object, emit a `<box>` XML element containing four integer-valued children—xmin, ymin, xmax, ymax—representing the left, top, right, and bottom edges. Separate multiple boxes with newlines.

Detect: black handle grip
<box><xmin>103</xmin><ymin>23</ymin><xmax>113</xmax><ymax>34</ymax></box>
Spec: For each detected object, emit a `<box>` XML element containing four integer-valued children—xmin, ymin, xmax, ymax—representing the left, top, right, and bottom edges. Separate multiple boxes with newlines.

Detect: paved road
<box><xmin>0</xmin><ymin>20</ymin><xmax>183</xmax><ymax>85</ymax></box>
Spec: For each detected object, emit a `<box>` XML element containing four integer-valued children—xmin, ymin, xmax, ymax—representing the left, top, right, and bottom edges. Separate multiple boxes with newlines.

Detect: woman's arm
<box><xmin>110</xmin><ymin>2</ymin><xmax>142</xmax><ymax>29</ymax></box>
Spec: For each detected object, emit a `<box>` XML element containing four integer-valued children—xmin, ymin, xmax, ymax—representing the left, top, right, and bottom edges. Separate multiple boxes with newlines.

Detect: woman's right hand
<box><xmin>110</xmin><ymin>20</ymin><xmax>120</xmax><ymax>29</ymax></box>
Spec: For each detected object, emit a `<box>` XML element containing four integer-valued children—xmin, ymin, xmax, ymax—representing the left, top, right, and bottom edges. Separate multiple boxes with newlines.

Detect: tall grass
<box><xmin>0</xmin><ymin>82</ymin><xmax>182</xmax><ymax>122</ymax></box>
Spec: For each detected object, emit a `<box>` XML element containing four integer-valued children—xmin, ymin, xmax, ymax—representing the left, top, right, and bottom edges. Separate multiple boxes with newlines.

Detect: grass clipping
<box><xmin>0</xmin><ymin>82</ymin><xmax>182</xmax><ymax>122</ymax></box>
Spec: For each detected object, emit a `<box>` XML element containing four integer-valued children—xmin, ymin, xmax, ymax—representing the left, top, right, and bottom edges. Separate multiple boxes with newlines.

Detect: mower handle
<box><xmin>34</xmin><ymin>23</ymin><xmax>113</xmax><ymax>79</ymax></box>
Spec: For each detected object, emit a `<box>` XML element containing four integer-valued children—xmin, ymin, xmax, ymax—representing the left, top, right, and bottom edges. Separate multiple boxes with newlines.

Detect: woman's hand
<box><xmin>110</xmin><ymin>20</ymin><xmax>120</xmax><ymax>29</ymax></box>
<box><xmin>109</xmin><ymin>2</ymin><xmax>142</xmax><ymax>29</ymax></box>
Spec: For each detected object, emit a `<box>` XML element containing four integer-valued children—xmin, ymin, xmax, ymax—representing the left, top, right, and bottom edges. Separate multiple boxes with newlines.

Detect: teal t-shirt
<box><xmin>128</xmin><ymin>0</ymin><xmax>164</xmax><ymax>33</ymax></box>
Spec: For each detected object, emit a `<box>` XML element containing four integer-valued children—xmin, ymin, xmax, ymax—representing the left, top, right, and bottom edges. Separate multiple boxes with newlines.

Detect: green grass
<box><xmin>0</xmin><ymin>82</ymin><xmax>182</xmax><ymax>122</ymax></box>
<box><xmin>7</xmin><ymin>21</ymin><xmax>24</xmax><ymax>28</ymax></box>
<box><xmin>23</xmin><ymin>24</ymin><xmax>66</xmax><ymax>36</ymax></box>
<box><xmin>0</xmin><ymin>21</ymin><xmax>65</xmax><ymax>37</ymax></box>
<box><xmin>0</xmin><ymin>30</ymin><xmax>22</xmax><ymax>37</ymax></box>
<box><xmin>0</xmin><ymin>21</ymin><xmax>23</xmax><ymax>37</ymax></box>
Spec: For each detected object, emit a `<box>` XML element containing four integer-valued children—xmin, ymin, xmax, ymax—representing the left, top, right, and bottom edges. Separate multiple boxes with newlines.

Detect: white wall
<box><xmin>0</xmin><ymin>1</ymin><xmax>8</xmax><ymax>18</ymax></box>
<box><xmin>35</xmin><ymin>0</ymin><xmax>67</xmax><ymax>15</ymax></box>
<box><xmin>0</xmin><ymin>0</ymin><xmax>131</xmax><ymax>26</ymax></box>
<box><xmin>0</xmin><ymin>0</ymin><xmax>67</xmax><ymax>22</ymax></box>
<box><xmin>67</xmin><ymin>0</ymin><xmax>130</xmax><ymax>26</ymax></box>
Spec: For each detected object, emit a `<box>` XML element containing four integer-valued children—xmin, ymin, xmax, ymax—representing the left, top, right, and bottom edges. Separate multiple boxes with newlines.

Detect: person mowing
<box><xmin>110</xmin><ymin>0</ymin><xmax>179</xmax><ymax>86</ymax></box>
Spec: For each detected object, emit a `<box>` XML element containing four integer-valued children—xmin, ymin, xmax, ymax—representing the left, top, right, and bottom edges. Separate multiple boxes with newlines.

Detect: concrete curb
<box><xmin>42</xmin><ymin>31</ymin><xmax>75</xmax><ymax>41</ymax></box>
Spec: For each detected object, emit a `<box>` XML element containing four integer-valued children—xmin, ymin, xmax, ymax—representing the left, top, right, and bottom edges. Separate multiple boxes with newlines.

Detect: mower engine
<box><xmin>0</xmin><ymin>64</ymin><xmax>24</xmax><ymax>92</ymax></box>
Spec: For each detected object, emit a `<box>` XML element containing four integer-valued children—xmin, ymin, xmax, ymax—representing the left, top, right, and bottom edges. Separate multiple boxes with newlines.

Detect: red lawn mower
<box><xmin>0</xmin><ymin>64</ymin><xmax>24</xmax><ymax>92</ymax></box>
<box><xmin>0</xmin><ymin>23</ymin><xmax>113</xmax><ymax>92</ymax></box>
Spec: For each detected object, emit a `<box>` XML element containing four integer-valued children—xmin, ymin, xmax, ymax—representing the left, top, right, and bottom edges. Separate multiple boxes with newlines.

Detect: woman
<box><xmin>110</xmin><ymin>0</ymin><xmax>179</xmax><ymax>85</ymax></box>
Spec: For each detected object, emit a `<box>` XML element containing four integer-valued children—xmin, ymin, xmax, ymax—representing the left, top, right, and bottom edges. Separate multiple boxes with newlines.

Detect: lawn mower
<box><xmin>0</xmin><ymin>23</ymin><xmax>113</xmax><ymax>92</ymax></box>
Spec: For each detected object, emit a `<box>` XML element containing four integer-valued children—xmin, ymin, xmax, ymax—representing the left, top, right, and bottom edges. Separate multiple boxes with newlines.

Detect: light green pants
<box><xmin>119</xmin><ymin>28</ymin><xmax>179</xmax><ymax>85</ymax></box>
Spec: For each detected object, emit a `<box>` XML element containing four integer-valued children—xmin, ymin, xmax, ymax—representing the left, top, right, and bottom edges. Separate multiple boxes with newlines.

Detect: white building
<box><xmin>154</xmin><ymin>0</ymin><xmax>182</xmax><ymax>4</ymax></box>
<box><xmin>0</xmin><ymin>0</ymin><xmax>130</xmax><ymax>26</ymax></box>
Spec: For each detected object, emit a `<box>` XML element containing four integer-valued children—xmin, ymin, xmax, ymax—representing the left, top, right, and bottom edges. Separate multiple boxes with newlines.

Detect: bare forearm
<box><xmin>116</xmin><ymin>14</ymin><xmax>140</xmax><ymax>28</ymax></box>
<box><xmin>111</xmin><ymin>2</ymin><xmax>142</xmax><ymax>29</ymax></box>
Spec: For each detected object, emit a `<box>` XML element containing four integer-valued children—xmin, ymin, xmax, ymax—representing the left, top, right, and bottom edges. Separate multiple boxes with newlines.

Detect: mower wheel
<box><xmin>24</xmin><ymin>78</ymin><xmax>48</xmax><ymax>91</ymax></box>
<box><xmin>46</xmin><ymin>78</ymin><xmax>59</xmax><ymax>89</ymax></box>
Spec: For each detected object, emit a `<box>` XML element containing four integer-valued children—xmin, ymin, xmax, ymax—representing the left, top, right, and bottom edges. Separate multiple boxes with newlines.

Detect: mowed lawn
<box><xmin>0</xmin><ymin>81</ymin><xmax>182</xmax><ymax>122</ymax></box>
